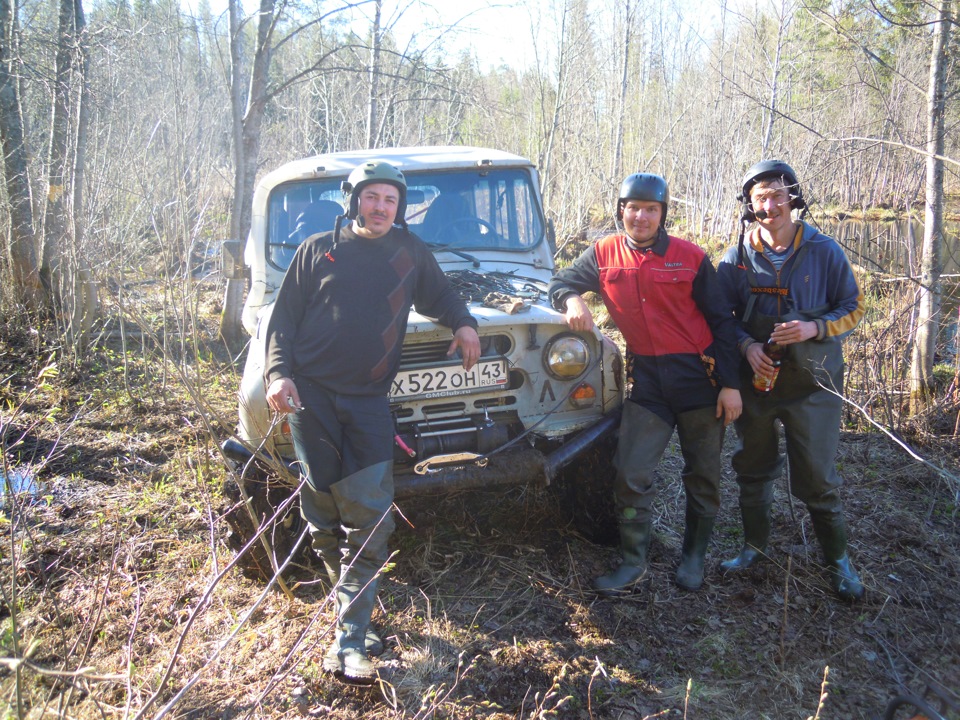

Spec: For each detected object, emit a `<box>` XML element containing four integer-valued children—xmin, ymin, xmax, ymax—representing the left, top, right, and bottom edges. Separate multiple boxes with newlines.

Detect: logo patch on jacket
<box><xmin>664</xmin><ymin>262</ymin><xmax>684</xmax><ymax>268</ymax></box>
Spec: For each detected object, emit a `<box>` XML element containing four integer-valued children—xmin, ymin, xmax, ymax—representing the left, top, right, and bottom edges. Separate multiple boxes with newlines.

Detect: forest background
<box><xmin>1</xmin><ymin>0</ymin><xmax>960</xmax><ymax>718</ymax></box>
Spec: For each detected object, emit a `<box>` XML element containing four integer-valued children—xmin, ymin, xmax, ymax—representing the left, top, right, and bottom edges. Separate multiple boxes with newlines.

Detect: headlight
<box><xmin>544</xmin><ymin>335</ymin><xmax>590</xmax><ymax>379</ymax></box>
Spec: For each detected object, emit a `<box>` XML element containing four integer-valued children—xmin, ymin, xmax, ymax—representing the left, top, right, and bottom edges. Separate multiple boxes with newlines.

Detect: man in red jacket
<box><xmin>549</xmin><ymin>173</ymin><xmax>742</xmax><ymax>594</ymax></box>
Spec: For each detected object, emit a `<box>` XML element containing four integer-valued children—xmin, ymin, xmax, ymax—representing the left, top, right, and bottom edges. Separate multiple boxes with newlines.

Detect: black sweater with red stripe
<box><xmin>264</xmin><ymin>225</ymin><xmax>477</xmax><ymax>396</ymax></box>
<box><xmin>549</xmin><ymin>229</ymin><xmax>740</xmax><ymax>411</ymax></box>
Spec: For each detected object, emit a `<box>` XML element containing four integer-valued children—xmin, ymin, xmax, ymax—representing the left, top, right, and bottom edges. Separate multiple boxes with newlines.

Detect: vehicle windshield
<box><xmin>266</xmin><ymin>167</ymin><xmax>545</xmax><ymax>270</ymax></box>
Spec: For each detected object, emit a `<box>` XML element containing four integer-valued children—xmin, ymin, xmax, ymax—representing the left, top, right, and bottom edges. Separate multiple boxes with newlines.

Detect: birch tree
<box><xmin>910</xmin><ymin>0</ymin><xmax>953</xmax><ymax>411</ymax></box>
<box><xmin>0</xmin><ymin>0</ymin><xmax>40</xmax><ymax>307</ymax></box>
<box><xmin>219</xmin><ymin>0</ymin><xmax>365</xmax><ymax>345</ymax></box>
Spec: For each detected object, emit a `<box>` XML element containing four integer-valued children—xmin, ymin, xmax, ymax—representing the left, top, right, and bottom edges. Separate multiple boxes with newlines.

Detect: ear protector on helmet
<box><xmin>340</xmin><ymin>160</ymin><xmax>408</xmax><ymax>228</ymax></box>
<box><xmin>737</xmin><ymin>159</ymin><xmax>806</xmax><ymax>222</ymax></box>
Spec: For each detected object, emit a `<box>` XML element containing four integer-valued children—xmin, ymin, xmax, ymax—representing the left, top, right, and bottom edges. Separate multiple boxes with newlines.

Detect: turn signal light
<box><xmin>569</xmin><ymin>383</ymin><xmax>597</xmax><ymax>408</ymax></box>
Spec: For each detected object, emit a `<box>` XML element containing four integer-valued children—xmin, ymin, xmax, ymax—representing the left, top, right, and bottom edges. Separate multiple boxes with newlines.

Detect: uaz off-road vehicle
<box><xmin>221</xmin><ymin>147</ymin><xmax>623</xmax><ymax>561</ymax></box>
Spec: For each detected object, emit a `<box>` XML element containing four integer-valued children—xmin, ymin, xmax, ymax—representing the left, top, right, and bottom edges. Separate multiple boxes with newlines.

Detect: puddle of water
<box><xmin>0</xmin><ymin>469</ymin><xmax>40</xmax><ymax>510</ymax></box>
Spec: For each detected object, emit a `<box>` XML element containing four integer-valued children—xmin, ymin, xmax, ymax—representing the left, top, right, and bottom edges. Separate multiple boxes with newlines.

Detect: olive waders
<box><xmin>724</xmin><ymin>349</ymin><xmax>865</xmax><ymax>601</ymax></box>
<box><xmin>720</xmin><ymin>477</ymin><xmax>774</xmax><ymax>572</ymax></box>
<box><xmin>671</xmin><ymin>407</ymin><xmax>723</xmax><ymax>591</ymax></box>
<box><xmin>593</xmin><ymin>402</ymin><xmax>721</xmax><ymax>595</ymax></box>
<box><xmin>810</xmin><ymin>510</ymin><xmax>864</xmax><ymax>601</ymax></box>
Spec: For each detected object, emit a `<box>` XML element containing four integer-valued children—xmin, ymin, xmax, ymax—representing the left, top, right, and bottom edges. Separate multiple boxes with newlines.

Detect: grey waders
<box><xmin>593</xmin><ymin>521</ymin><xmax>651</xmax><ymax>596</ymax></box>
<box><xmin>317</xmin><ymin>462</ymin><xmax>395</xmax><ymax>684</ymax></box>
<box><xmin>301</xmin><ymin>487</ymin><xmax>385</xmax><ymax>657</ymax></box>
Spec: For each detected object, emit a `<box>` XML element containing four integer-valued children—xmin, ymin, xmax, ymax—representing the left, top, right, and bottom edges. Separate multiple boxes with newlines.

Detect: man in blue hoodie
<box><xmin>716</xmin><ymin>160</ymin><xmax>866</xmax><ymax>601</ymax></box>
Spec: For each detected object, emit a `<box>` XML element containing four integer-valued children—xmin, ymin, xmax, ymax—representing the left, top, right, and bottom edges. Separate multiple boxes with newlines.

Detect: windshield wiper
<box><xmin>425</xmin><ymin>242</ymin><xmax>481</xmax><ymax>268</ymax></box>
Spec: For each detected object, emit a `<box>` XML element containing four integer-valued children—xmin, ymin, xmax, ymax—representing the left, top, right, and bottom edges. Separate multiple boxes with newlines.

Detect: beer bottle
<box><xmin>752</xmin><ymin>339</ymin><xmax>785</xmax><ymax>395</ymax></box>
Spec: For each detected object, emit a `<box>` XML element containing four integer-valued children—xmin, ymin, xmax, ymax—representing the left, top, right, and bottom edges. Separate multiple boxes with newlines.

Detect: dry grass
<box><xmin>2</xmin><ymin>283</ymin><xmax>960</xmax><ymax>719</ymax></box>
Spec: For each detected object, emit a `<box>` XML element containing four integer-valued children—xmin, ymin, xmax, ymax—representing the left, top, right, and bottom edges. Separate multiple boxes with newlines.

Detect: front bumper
<box><xmin>221</xmin><ymin>408</ymin><xmax>620</xmax><ymax>498</ymax></box>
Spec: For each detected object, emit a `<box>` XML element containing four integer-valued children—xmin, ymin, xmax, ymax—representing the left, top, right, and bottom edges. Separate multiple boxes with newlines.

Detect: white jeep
<box><xmin>222</xmin><ymin>146</ymin><xmax>623</xmax><ymax>556</ymax></box>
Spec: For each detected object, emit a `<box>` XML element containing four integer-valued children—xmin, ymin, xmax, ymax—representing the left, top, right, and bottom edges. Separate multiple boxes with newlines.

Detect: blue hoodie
<box><xmin>716</xmin><ymin>221</ymin><xmax>865</xmax><ymax>356</ymax></box>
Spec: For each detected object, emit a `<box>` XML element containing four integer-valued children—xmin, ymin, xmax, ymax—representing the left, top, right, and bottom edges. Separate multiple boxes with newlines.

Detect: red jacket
<box><xmin>593</xmin><ymin>232</ymin><xmax>714</xmax><ymax>358</ymax></box>
<box><xmin>549</xmin><ymin>229</ymin><xmax>740</xmax><ymax>415</ymax></box>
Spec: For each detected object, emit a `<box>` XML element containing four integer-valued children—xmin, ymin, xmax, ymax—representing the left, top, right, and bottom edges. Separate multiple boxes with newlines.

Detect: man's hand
<box><xmin>448</xmin><ymin>325</ymin><xmax>481</xmax><ymax>371</ymax></box>
<box><xmin>771</xmin><ymin>319</ymin><xmax>818</xmax><ymax>346</ymax></box>
<box><xmin>715</xmin><ymin>387</ymin><xmax>742</xmax><ymax>426</ymax></box>
<box><xmin>266</xmin><ymin>377</ymin><xmax>301</xmax><ymax>415</ymax></box>
<box><xmin>564</xmin><ymin>295</ymin><xmax>595</xmax><ymax>332</ymax></box>
<box><xmin>745</xmin><ymin>342</ymin><xmax>776</xmax><ymax>377</ymax></box>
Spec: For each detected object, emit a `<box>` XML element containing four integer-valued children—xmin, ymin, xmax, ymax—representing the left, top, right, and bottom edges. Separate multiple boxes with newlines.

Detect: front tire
<box><xmin>223</xmin><ymin>470</ymin><xmax>311</xmax><ymax>579</ymax></box>
<box><xmin>554</xmin><ymin>434</ymin><xmax>619</xmax><ymax>545</ymax></box>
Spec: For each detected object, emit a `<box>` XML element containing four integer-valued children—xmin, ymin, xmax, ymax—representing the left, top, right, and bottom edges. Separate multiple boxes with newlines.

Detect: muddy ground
<box><xmin>2</xmin><ymin>308</ymin><xmax>959</xmax><ymax>719</ymax></box>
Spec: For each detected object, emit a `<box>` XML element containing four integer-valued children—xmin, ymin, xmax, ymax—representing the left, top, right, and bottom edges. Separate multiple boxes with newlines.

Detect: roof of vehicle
<box><xmin>257</xmin><ymin>146</ymin><xmax>537</xmax><ymax>192</ymax></box>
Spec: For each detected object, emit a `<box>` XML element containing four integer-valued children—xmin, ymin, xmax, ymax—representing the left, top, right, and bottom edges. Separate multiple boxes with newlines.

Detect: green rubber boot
<box><xmin>810</xmin><ymin>511</ymin><xmax>865</xmax><ymax>602</ymax></box>
<box><xmin>593</xmin><ymin>521</ymin><xmax>652</xmax><ymax>597</ymax></box>
<box><xmin>720</xmin><ymin>504</ymin><xmax>771</xmax><ymax>572</ymax></box>
<box><xmin>675</xmin><ymin>508</ymin><xmax>715</xmax><ymax>591</ymax></box>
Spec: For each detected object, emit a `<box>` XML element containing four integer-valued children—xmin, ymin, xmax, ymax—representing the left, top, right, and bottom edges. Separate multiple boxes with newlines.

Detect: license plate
<box><xmin>390</xmin><ymin>359</ymin><xmax>509</xmax><ymax>400</ymax></box>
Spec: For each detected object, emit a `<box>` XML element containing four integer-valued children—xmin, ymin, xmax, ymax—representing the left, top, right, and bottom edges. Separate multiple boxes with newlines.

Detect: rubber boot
<box><xmin>302</xmin><ymin>488</ymin><xmax>384</xmax><ymax>656</ymax></box>
<box><xmin>720</xmin><ymin>504</ymin><xmax>771</xmax><ymax>572</ymax></box>
<box><xmin>593</xmin><ymin>521</ymin><xmax>651</xmax><ymax>597</ymax></box>
<box><xmin>675</xmin><ymin>508</ymin><xmax>715</xmax><ymax>591</ymax></box>
<box><xmin>810</xmin><ymin>511</ymin><xmax>865</xmax><ymax>602</ymax></box>
<box><xmin>324</xmin><ymin>462</ymin><xmax>395</xmax><ymax>684</ymax></box>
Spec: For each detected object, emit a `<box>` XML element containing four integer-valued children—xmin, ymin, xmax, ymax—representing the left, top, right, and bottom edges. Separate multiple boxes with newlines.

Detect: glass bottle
<box><xmin>752</xmin><ymin>339</ymin><xmax>785</xmax><ymax>396</ymax></box>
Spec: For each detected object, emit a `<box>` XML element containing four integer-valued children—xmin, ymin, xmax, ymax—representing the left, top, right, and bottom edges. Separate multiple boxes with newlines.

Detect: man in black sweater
<box><xmin>264</xmin><ymin>160</ymin><xmax>480</xmax><ymax>684</ymax></box>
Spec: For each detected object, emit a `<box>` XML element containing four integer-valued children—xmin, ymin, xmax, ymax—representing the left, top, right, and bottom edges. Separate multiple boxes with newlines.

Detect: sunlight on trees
<box><xmin>0</xmin><ymin>0</ymin><xmax>955</xmax><ymax>407</ymax></box>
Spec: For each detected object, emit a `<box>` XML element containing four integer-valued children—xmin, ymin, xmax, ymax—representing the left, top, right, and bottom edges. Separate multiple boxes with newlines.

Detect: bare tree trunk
<box><xmin>67</xmin><ymin>0</ymin><xmax>97</xmax><ymax>344</ymax></box>
<box><xmin>236</xmin><ymin>0</ymin><xmax>275</xmax><ymax>248</ymax></box>
<box><xmin>220</xmin><ymin>0</ymin><xmax>247</xmax><ymax>346</ymax></box>
<box><xmin>40</xmin><ymin>0</ymin><xmax>77</xmax><ymax>303</ymax></box>
<box><xmin>611</xmin><ymin>0</ymin><xmax>634</xmax><ymax>184</ymax></box>
<box><xmin>761</xmin><ymin>0</ymin><xmax>792</xmax><ymax>157</ymax></box>
<box><xmin>0</xmin><ymin>0</ymin><xmax>40</xmax><ymax>307</ymax></box>
<box><xmin>221</xmin><ymin>0</ymin><xmax>277</xmax><ymax>346</ymax></box>
<box><xmin>365</xmin><ymin>0</ymin><xmax>381</xmax><ymax>149</ymax></box>
<box><xmin>909</xmin><ymin>0</ymin><xmax>951</xmax><ymax>413</ymax></box>
<box><xmin>540</xmin><ymin>0</ymin><xmax>570</xmax><ymax>212</ymax></box>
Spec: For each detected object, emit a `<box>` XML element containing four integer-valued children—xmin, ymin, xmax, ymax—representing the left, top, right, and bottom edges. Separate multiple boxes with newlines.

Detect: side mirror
<box><xmin>221</xmin><ymin>240</ymin><xmax>248</xmax><ymax>280</ymax></box>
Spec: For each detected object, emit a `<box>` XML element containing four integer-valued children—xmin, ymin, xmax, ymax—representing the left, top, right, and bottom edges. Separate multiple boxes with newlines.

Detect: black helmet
<box><xmin>617</xmin><ymin>173</ymin><xmax>669</xmax><ymax>224</ymax></box>
<box><xmin>738</xmin><ymin>160</ymin><xmax>806</xmax><ymax>221</ymax></box>
<box><xmin>341</xmin><ymin>160</ymin><xmax>408</xmax><ymax>228</ymax></box>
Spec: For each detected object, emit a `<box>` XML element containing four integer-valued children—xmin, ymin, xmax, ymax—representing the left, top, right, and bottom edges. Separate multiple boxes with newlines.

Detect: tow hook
<box><xmin>414</xmin><ymin>452</ymin><xmax>489</xmax><ymax>475</ymax></box>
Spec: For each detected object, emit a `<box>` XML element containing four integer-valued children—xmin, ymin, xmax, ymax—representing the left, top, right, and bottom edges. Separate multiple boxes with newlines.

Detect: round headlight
<box><xmin>544</xmin><ymin>335</ymin><xmax>590</xmax><ymax>379</ymax></box>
